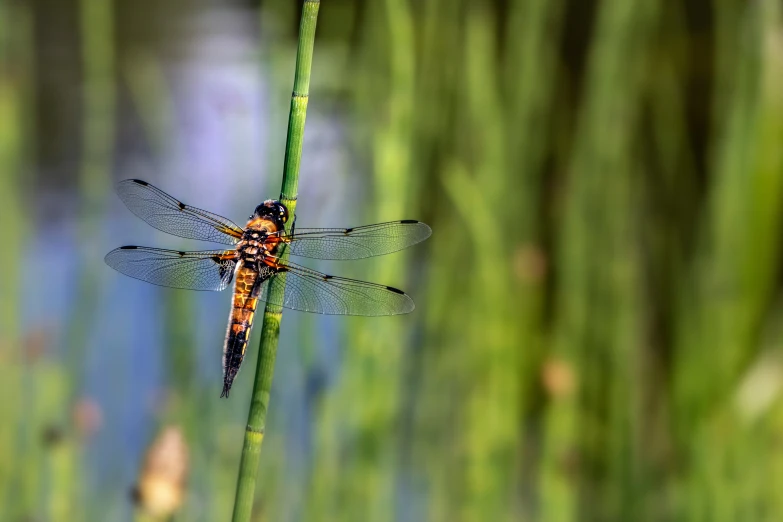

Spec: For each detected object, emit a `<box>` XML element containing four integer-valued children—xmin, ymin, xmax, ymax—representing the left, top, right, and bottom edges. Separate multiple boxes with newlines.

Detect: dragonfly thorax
<box><xmin>237</xmin><ymin>225</ymin><xmax>283</xmax><ymax>266</ymax></box>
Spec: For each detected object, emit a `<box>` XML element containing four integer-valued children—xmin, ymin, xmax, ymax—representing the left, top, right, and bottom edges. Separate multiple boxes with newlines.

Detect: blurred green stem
<box><xmin>0</xmin><ymin>3</ymin><xmax>31</xmax><ymax>519</ymax></box>
<box><xmin>70</xmin><ymin>0</ymin><xmax>115</xmax><ymax>396</ymax></box>
<box><xmin>230</xmin><ymin>1</ymin><xmax>320</xmax><ymax>520</ymax></box>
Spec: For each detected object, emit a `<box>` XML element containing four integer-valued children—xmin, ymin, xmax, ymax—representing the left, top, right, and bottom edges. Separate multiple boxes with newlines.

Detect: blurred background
<box><xmin>1</xmin><ymin>0</ymin><xmax>783</xmax><ymax>520</ymax></box>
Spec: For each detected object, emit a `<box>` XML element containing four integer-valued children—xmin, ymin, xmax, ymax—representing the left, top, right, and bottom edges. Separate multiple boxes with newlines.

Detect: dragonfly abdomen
<box><xmin>221</xmin><ymin>264</ymin><xmax>261</xmax><ymax>398</ymax></box>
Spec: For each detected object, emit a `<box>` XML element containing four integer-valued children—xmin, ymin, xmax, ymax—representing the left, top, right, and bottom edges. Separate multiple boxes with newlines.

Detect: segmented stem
<box><xmin>230</xmin><ymin>2</ymin><xmax>320</xmax><ymax>520</ymax></box>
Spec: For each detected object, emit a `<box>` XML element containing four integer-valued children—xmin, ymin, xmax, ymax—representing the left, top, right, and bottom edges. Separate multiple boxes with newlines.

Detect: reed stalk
<box><xmin>0</xmin><ymin>3</ymin><xmax>31</xmax><ymax>519</ymax></box>
<box><xmin>230</xmin><ymin>2</ymin><xmax>320</xmax><ymax>520</ymax></box>
<box><xmin>69</xmin><ymin>0</ymin><xmax>115</xmax><ymax>391</ymax></box>
<box><xmin>48</xmin><ymin>1</ymin><xmax>115</xmax><ymax>518</ymax></box>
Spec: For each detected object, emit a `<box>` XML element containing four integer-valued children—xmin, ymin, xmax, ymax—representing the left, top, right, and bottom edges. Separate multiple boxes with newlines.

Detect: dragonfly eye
<box><xmin>254</xmin><ymin>201</ymin><xmax>289</xmax><ymax>224</ymax></box>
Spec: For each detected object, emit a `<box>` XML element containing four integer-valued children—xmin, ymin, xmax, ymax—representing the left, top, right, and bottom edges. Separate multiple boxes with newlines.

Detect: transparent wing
<box><xmin>105</xmin><ymin>246</ymin><xmax>238</xmax><ymax>291</ymax></box>
<box><xmin>282</xmin><ymin>221</ymin><xmax>431</xmax><ymax>260</ymax></box>
<box><xmin>116</xmin><ymin>179</ymin><xmax>244</xmax><ymax>245</ymax></box>
<box><xmin>259</xmin><ymin>260</ymin><xmax>415</xmax><ymax>316</ymax></box>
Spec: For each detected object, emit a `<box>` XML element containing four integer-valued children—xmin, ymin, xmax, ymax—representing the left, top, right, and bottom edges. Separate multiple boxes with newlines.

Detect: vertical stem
<box><xmin>230</xmin><ymin>2</ymin><xmax>320</xmax><ymax>520</ymax></box>
<box><xmin>70</xmin><ymin>0</ymin><xmax>115</xmax><ymax>397</ymax></box>
<box><xmin>0</xmin><ymin>2</ymin><xmax>31</xmax><ymax>520</ymax></box>
<box><xmin>50</xmin><ymin>1</ymin><xmax>115</xmax><ymax>520</ymax></box>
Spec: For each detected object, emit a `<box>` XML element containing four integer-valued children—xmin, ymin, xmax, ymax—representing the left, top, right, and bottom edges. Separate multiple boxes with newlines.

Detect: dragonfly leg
<box><xmin>257</xmin><ymin>255</ymin><xmax>287</xmax><ymax>272</ymax></box>
<box><xmin>277</xmin><ymin>214</ymin><xmax>296</xmax><ymax>257</ymax></box>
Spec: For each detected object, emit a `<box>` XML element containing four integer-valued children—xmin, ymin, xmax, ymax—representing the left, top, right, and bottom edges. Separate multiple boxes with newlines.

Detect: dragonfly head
<box><xmin>253</xmin><ymin>200</ymin><xmax>289</xmax><ymax>226</ymax></box>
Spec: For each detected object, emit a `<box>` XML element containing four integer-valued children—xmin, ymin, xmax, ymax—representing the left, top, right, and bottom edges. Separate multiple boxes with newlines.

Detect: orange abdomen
<box><xmin>221</xmin><ymin>264</ymin><xmax>260</xmax><ymax>397</ymax></box>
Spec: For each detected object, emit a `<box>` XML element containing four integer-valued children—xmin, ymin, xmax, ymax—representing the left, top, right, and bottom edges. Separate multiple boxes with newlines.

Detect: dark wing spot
<box><xmin>130</xmin><ymin>179</ymin><xmax>149</xmax><ymax>186</ymax></box>
<box><xmin>344</xmin><ymin>228</ymin><xmax>353</xmax><ymax>234</ymax></box>
<box><xmin>178</xmin><ymin>201</ymin><xmax>186</xmax><ymax>210</ymax></box>
<box><xmin>386</xmin><ymin>286</ymin><xmax>405</xmax><ymax>295</ymax></box>
<box><xmin>120</xmin><ymin>245</ymin><xmax>138</xmax><ymax>250</ymax></box>
<box><xmin>178</xmin><ymin>251</ymin><xmax>186</xmax><ymax>257</ymax></box>
<box><xmin>400</xmin><ymin>219</ymin><xmax>419</xmax><ymax>224</ymax></box>
<box><xmin>323</xmin><ymin>275</ymin><xmax>333</xmax><ymax>280</ymax></box>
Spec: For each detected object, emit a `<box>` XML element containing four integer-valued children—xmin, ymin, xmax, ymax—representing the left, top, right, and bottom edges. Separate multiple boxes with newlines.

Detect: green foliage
<box><xmin>3</xmin><ymin>0</ymin><xmax>783</xmax><ymax>520</ymax></box>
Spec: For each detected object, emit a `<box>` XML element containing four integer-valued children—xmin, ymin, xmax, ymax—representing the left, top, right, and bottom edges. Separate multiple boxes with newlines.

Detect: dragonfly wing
<box><xmin>259</xmin><ymin>260</ymin><xmax>414</xmax><ymax>315</ymax></box>
<box><xmin>105</xmin><ymin>246</ymin><xmax>237</xmax><ymax>291</ymax></box>
<box><xmin>284</xmin><ymin>221</ymin><xmax>431</xmax><ymax>260</ymax></box>
<box><xmin>116</xmin><ymin>179</ymin><xmax>244</xmax><ymax>245</ymax></box>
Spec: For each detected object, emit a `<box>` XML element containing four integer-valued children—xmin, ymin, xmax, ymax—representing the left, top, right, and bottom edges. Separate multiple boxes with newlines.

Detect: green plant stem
<box><xmin>230</xmin><ymin>1</ymin><xmax>320</xmax><ymax>520</ymax></box>
<box><xmin>67</xmin><ymin>0</ymin><xmax>115</xmax><ymax>446</ymax></box>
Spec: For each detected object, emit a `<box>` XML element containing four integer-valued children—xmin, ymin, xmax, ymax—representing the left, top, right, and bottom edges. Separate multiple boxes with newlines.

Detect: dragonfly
<box><xmin>105</xmin><ymin>179</ymin><xmax>431</xmax><ymax>397</ymax></box>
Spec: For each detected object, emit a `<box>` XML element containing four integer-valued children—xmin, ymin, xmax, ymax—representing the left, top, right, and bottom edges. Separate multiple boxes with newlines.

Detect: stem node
<box><xmin>230</xmin><ymin>2</ymin><xmax>320</xmax><ymax>521</ymax></box>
